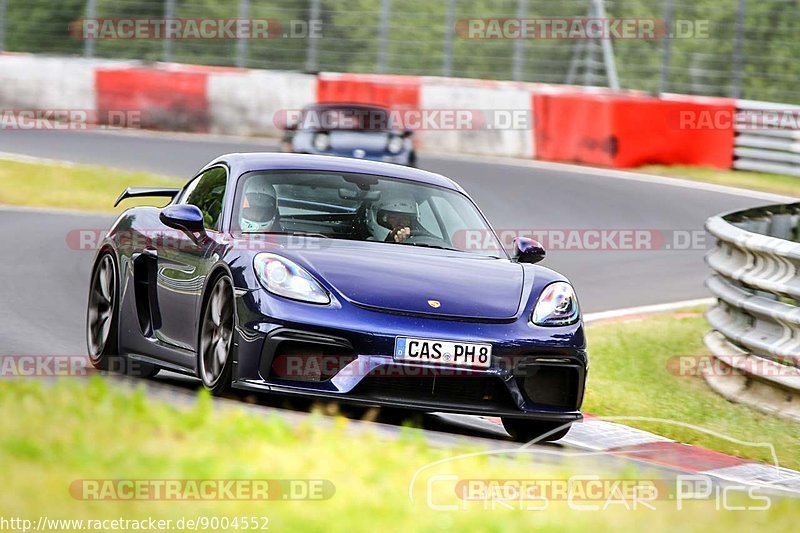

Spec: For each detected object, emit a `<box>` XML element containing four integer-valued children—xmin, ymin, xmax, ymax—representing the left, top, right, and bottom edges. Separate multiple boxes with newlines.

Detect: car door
<box><xmin>153</xmin><ymin>166</ymin><xmax>228</xmax><ymax>354</ymax></box>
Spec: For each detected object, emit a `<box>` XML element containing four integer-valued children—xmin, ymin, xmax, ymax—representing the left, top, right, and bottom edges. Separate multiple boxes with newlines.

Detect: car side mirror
<box><xmin>160</xmin><ymin>204</ymin><xmax>205</xmax><ymax>234</ymax></box>
<box><xmin>514</xmin><ymin>237</ymin><xmax>545</xmax><ymax>264</ymax></box>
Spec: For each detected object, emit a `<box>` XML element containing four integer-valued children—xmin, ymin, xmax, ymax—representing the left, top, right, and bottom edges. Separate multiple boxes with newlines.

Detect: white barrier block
<box><xmin>0</xmin><ymin>54</ymin><xmax>131</xmax><ymax>112</ymax></box>
<box><xmin>419</xmin><ymin>79</ymin><xmax>535</xmax><ymax>159</ymax></box>
<box><xmin>208</xmin><ymin>70</ymin><xmax>317</xmax><ymax>137</ymax></box>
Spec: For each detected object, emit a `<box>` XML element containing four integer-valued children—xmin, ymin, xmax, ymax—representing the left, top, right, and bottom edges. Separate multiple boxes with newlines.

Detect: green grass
<box><xmin>638</xmin><ymin>165</ymin><xmax>800</xmax><ymax>197</ymax></box>
<box><xmin>0</xmin><ymin>158</ymin><xmax>182</xmax><ymax>213</ymax></box>
<box><xmin>585</xmin><ymin>309</ymin><xmax>800</xmax><ymax>470</ymax></box>
<box><xmin>0</xmin><ymin>378</ymin><xmax>797</xmax><ymax>532</ymax></box>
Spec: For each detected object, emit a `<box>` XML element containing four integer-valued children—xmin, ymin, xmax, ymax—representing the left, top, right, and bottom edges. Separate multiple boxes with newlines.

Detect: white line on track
<box><xmin>583</xmin><ymin>297</ymin><xmax>714</xmax><ymax>323</ymax></box>
<box><xmin>0</xmin><ymin>203</ymin><xmax>115</xmax><ymax>217</ymax></box>
<box><xmin>0</xmin><ymin>151</ymin><xmax>83</xmax><ymax>167</ymax></box>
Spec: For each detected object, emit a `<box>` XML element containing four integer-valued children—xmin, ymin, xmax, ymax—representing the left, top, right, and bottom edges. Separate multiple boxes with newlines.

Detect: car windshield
<box><xmin>233</xmin><ymin>170</ymin><xmax>503</xmax><ymax>258</ymax></box>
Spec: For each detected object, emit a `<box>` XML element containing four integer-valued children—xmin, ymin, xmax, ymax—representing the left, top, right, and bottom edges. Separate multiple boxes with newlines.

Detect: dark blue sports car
<box><xmin>87</xmin><ymin>153</ymin><xmax>586</xmax><ymax>441</ymax></box>
<box><xmin>280</xmin><ymin>103</ymin><xmax>416</xmax><ymax>166</ymax></box>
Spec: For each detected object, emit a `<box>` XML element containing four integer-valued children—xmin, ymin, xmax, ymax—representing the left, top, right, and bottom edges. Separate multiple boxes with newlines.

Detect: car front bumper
<box><xmin>230</xmin><ymin>290</ymin><xmax>587</xmax><ymax>422</ymax></box>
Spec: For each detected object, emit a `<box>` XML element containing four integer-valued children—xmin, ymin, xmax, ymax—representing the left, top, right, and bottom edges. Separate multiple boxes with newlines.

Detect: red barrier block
<box><xmin>534</xmin><ymin>93</ymin><xmax>616</xmax><ymax>166</ymax></box>
<box><xmin>316</xmin><ymin>73</ymin><xmax>421</xmax><ymax>110</ymax></box>
<box><xmin>95</xmin><ymin>67</ymin><xmax>209</xmax><ymax>132</ymax></box>
<box><xmin>533</xmin><ymin>92</ymin><xmax>735</xmax><ymax>169</ymax></box>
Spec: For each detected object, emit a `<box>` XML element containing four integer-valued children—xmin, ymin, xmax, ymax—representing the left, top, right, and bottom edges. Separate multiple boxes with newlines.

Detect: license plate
<box><xmin>393</xmin><ymin>337</ymin><xmax>492</xmax><ymax>368</ymax></box>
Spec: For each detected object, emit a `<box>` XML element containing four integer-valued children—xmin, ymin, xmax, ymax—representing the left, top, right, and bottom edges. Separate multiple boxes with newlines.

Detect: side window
<box><xmin>184</xmin><ymin>167</ymin><xmax>228</xmax><ymax>230</ymax></box>
<box><xmin>417</xmin><ymin>199</ymin><xmax>444</xmax><ymax>239</ymax></box>
<box><xmin>176</xmin><ymin>176</ymin><xmax>201</xmax><ymax>205</ymax></box>
<box><xmin>431</xmin><ymin>196</ymin><xmax>469</xmax><ymax>240</ymax></box>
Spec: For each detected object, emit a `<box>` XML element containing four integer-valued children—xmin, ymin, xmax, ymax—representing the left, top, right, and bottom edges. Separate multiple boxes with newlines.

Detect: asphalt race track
<box><xmin>0</xmin><ymin>129</ymin><xmax>790</xmax><ymax>354</ymax></box>
<box><xmin>0</xmin><ymin>129</ymin><xmax>794</xmax><ymax>462</ymax></box>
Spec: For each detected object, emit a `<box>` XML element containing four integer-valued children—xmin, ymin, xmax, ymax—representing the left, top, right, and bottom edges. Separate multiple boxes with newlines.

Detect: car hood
<box><xmin>292</xmin><ymin>240</ymin><xmax>525</xmax><ymax>320</ymax></box>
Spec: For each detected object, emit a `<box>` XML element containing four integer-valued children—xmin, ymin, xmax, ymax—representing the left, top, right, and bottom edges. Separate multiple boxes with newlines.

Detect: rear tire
<box><xmin>86</xmin><ymin>251</ymin><xmax>158</xmax><ymax>378</ymax></box>
<box><xmin>198</xmin><ymin>274</ymin><xmax>235</xmax><ymax>395</ymax></box>
<box><xmin>501</xmin><ymin>418</ymin><xmax>571</xmax><ymax>443</ymax></box>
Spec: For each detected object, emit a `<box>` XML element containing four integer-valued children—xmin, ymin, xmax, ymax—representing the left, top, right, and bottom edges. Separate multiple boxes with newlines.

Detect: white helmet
<box><xmin>240</xmin><ymin>179</ymin><xmax>278</xmax><ymax>231</ymax></box>
<box><xmin>368</xmin><ymin>194</ymin><xmax>418</xmax><ymax>240</ymax></box>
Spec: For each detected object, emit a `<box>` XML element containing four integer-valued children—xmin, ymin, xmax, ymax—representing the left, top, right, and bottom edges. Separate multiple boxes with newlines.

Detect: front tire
<box><xmin>501</xmin><ymin>418</ymin><xmax>571</xmax><ymax>443</ymax></box>
<box><xmin>198</xmin><ymin>274</ymin><xmax>235</xmax><ymax>395</ymax></box>
<box><xmin>86</xmin><ymin>252</ymin><xmax>158</xmax><ymax>377</ymax></box>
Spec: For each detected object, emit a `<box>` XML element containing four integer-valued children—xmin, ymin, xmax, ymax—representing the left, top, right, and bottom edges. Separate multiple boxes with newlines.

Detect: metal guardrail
<box><xmin>704</xmin><ymin>203</ymin><xmax>800</xmax><ymax>420</ymax></box>
<box><xmin>734</xmin><ymin>100</ymin><xmax>800</xmax><ymax>177</ymax></box>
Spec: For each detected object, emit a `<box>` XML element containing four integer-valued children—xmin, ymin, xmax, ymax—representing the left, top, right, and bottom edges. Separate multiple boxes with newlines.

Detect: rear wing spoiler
<box><xmin>114</xmin><ymin>187</ymin><xmax>181</xmax><ymax>207</ymax></box>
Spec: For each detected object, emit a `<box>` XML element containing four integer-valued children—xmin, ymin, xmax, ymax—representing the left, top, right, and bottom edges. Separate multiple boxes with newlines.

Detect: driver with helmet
<box><xmin>240</xmin><ymin>179</ymin><xmax>279</xmax><ymax>231</ymax></box>
<box><xmin>368</xmin><ymin>194</ymin><xmax>419</xmax><ymax>243</ymax></box>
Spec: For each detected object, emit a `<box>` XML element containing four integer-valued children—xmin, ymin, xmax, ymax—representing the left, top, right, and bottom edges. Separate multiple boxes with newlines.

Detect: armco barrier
<box><xmin>704</xmin><ymin>203</ymin><xmax>800</xmax><ymax>420</ymax></box>
<box><xmin>534</xmin><ymin>92</ymin><xmax>736</xmax><ymax>168</ymax></box>
<box><xmin>734</xmin><ymin>99</ymin><xmax>800</xmax><ymax>177</ymax></box>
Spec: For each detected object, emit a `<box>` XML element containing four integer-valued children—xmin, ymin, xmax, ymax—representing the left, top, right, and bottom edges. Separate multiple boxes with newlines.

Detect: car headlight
<box><xmin>253</xmin><ymin>253</ymin><xmax>330</xmax><ymax>304</ymax></box>
<box><xmin>386</xmin><ymin>135</ymin><xmax>404</xmax><ymax>154</ymax></box>
<box><xmin>313</xmin><ymin>132</ymin><xmax>330</xmax><ymax>151</ymax></box>
<box><xmin>531</xmin><ymin>282</ymin><xmax>580</xmax><ymax>326</ymax></box>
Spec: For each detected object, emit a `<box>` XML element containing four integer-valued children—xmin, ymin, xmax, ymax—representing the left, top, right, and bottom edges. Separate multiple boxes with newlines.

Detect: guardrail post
<box><xmin>376</xmin><ymin>0</ymin><xmax>391</xmax><ymax>73</ymax></box>
<box><xmin>511</xmin><ymin>0</ymin><xmax>527</xmax><ymax>81</ymax></box>
<box><xmin>83</xmin><ymin>0</ymin><xmax>97</xmax><ymax>58</ymax></box>
<box><xmin>235</xmin><ymin>0</ymin><xmax>251</xmax><ymax>68</ymax></box>
<box><xmin>0</xmin><ymin>0</ymin><xmax>8</xmax><ymax>52</ymax></box>
<box><xmin>731</xmin><ymin>0</ymin><xmax>746</xmax><ymax>98</ymax></box>
<box><xmin>442</xmin><ymin>0</ymin><xmax>456</xmax><ymax>77</ymax></box>
<box><xmin>305</xmin><ymin>0</ymin><xmax>321</xmax><ymax>72</ymax></box>
<box><xmin>162</xmin><ymin>0</ymin><xmax>176</xmax><ymax>63</ymax></box>
<box><xmin>658</xmin><ymin>0</ymin><xmax>674</xmax><ymax>95</ymax></box>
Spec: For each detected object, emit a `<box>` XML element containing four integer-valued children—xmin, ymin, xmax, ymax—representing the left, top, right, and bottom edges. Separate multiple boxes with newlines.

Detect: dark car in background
<box><xmin>281</xmin><ymin>103</ymin><xmax>416</xmax><ymax>166</ymax></box>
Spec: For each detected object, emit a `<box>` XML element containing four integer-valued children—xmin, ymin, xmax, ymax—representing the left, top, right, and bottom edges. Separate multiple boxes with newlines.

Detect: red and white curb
<box><xmin>470</xmin><ymin>414</ymin><xmax>800</xmax><ymax>495</ymax></box>
<box><xmin>564</xmin><ymin>417</ymin><xmax>800</xmax><ymax>494</ymax></box>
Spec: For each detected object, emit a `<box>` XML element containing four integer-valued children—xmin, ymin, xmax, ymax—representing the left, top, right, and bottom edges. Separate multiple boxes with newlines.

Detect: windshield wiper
<box><xmin>395</xmin><ymin>242</ymin><xmax>461</xmax><ymax>252</ymax></box>
<box><xmin>395</xmin><ymin>241</ymin><xmax>501</xmax><ymax>257</ymax></box>
<box><xmin>262</xmin><ymin>231</ymin><xmax>330</xmax><ymax>238</ymax></box>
